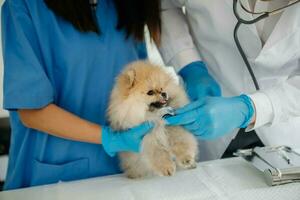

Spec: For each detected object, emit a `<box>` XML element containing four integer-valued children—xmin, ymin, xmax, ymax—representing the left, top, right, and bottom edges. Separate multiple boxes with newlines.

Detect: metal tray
<box><xmin>234</xmin><ymin>146</ymin><xmax>300</xmax><ymax>186</ymax></box>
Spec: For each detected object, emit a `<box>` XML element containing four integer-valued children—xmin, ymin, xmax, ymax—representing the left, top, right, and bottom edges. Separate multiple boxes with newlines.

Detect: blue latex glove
<box><xmin>179</xmin><ymin>61</ymin><xmax>221</xmax><ymax>101</ymax></box>
<box><xmin>102</xmin><ymin>122</ymin><xmax>154</xmax><ymax>157</ymax></box>
<box><xmin>165</xmin><ymin>95</ymin><xmax>254</xmax><ymax>140</ymax></box>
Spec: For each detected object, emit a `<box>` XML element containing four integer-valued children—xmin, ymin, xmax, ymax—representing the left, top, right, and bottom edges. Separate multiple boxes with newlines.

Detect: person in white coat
<box><xmin>161</xmin><ymin>0</ymin><xmax>300</xmax><ymax>161</ymax></box>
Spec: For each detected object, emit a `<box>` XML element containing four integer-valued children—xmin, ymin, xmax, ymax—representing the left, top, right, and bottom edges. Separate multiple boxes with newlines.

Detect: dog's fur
<box><xmin>107</xmin><ymin>61</ymin><xmax>198</xmax><ymax>178</ymax></box>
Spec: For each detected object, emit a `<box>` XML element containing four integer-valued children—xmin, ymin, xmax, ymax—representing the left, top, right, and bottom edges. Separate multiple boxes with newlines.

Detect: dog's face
<box><xmin>137</xmin><ymin>79</ymin><xmax>169</xmax><ymax>111</ymax></box>
<box><xmin>117</xmin><ymin>62</ymin><xmax>173</xmax><ymax>112</ymax></box>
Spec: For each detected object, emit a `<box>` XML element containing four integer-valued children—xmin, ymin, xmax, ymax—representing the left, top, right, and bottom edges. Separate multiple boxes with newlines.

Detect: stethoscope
<box><xmin>233</xmin><ymin>0</ymin><xmax>300</xmax><ymax>90</ymax></box>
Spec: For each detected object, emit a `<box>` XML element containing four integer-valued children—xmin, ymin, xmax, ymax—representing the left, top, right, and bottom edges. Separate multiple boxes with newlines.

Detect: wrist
<box><xmin>238</xmin><ymin>95</ymin><xmax>255</xmax><ymax>128</ymax></box>
<box><xmin>247</xmin><ymin>92</ymin><xmax>274</xmax><ymax>130</ymax></box>
<box><xmin>250</xmin><ymin>102</ymin><xmax>257</xmax><ymax>125</ymax></box>
<box><xmin>101</xmin><ymin>126</ymin><xmax>118</xmax><ymax>157</ymax></box>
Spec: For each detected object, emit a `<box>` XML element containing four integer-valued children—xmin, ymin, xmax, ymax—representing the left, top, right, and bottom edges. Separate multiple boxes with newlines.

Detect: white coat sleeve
<box><xmin>159</xmin><ymin>0</ymin><xmax>202</xmax><ymax>72</ymax></box>
<box><xmin>247</xmin><ymin>60</ymin><xmax>300</xmax><ymax>130</ymax></box>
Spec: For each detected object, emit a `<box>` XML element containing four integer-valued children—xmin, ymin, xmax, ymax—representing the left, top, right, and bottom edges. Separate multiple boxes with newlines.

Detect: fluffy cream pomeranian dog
<box><xmin>107</xmin><ymin>61</ymin><xmax>198</xmax><ymax>178</ymax></box>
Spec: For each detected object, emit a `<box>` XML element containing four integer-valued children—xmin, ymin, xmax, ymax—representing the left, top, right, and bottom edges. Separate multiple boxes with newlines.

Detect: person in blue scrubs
<box><xmin>1</xmin><ymin>0</ymin><xmax>161</xmax><ymax>190</ymax></box>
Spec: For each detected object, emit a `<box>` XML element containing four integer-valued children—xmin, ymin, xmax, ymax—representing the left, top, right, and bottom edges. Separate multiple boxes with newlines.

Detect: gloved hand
<box><xmin>102</xmin><ymin>122</ymin><xmax>154</xmax><ymax>157</ymax></box>
<box><xmin>179</xmin><ymin>61</ymin><xmax>221</xmax><ymax>101</ymax></box>
<box><xmin>165</xmin><ymin>95</ymin><xmax>254</xmax><ymax>140</ymax></box>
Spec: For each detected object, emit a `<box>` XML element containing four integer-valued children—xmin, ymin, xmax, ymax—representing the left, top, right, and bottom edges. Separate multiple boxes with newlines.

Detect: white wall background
<box><xmin>0</xmin><ymin>0</ymin><xmax>9</xmax><ymax>118</ymax></box>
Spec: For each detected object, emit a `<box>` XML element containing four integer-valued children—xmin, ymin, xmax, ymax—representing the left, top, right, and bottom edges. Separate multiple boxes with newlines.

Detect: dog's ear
<box><xmin>120</xmin><ymin>69</ymin><xmax>136</xmax><ymax>89</ymax></box>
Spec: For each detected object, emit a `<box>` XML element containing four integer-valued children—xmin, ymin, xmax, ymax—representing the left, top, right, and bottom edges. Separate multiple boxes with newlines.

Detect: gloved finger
<box><xmin>131</xmin><ymin>146</ymin><xmax>140</xmax><ymax>153</ymax></box>
<box><xmin>183</xmin><ymin>116</ymin><xmax>209</xmax><ymax>136</ymax></box>
<box><xmin>210</xmin><ymin>83</ymin><xmax>222</xmax><ymax>97</ymax></box>
<box><xmin>183</xmin><ymin>120</ymin><xmax>202</xmax><ymax>132</ymax></box>
<box><xmin>193</xmin><ymin>125</ymin><xmax>210</xmax><ymax>138</ymax></box>
<box><xmin>197</xmin><ymin>126</ymin><xmax>221</xmax><ymax>140</ymax></box>
<box><xmin>130</xmin><ymin>121</ymin><xmax>154</xmax><ymax>137</ymax></box>
<box><xmin>164</xmin><ymin>110</ymin><xmax>199</xmax><ymax>126</ymax></box>
<box><xmin>175</xmin><ymin>99</ymin><xmax>205</xmax><ymax>115</ymax></box>
<box><xmin>181</xmin><ymin>106</ymin><xmax>207</xmax><ymax>131</ymax></box>
<box><xmin>198</xmin><ymin>133</ymin><xmax>218</xmax><ymax>140</ymax></box>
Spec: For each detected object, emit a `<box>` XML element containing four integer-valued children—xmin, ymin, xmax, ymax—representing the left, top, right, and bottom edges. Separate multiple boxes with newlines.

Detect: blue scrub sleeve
<box><xmin>1</xmin><ymin>1</ymin><xmax>54</xmax><ymax>110</ymax></box>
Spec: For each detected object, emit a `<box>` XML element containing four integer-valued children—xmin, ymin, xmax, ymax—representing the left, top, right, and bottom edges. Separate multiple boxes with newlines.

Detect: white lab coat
<box><xmin>159</xmin><ymin>0</ymin><xmax>300</xmax><ymax>161</ymax></box>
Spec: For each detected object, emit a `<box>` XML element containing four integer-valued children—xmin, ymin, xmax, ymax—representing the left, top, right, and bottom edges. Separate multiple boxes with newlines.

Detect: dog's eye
<box><xmin>147</xmin><ymin>90</ymin><xmax>154</xmax><ymax>96</ymax></box>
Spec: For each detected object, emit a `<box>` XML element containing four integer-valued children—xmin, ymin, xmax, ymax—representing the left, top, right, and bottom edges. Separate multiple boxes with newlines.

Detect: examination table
<box><xmin>0</xmin><ymin>157</ymin><xmax>299</xmax><ymax>200</ymax></box>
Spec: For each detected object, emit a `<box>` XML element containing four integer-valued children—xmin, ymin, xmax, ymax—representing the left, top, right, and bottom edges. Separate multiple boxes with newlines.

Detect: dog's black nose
<box><xmin>161</xmin><ymin>92</ymin><xmax>167</xmax><ymax>98</ymax></box>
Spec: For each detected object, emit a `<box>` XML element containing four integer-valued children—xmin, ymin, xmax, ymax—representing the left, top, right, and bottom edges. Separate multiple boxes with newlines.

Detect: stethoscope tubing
<box><xmin>233</xmin><ymin>0</ymin><xmax>270</xmax><ymax>90</ymax></box>
<box><xmin>233</xmin><ymin>0</ymin><xmax>300</xmax><ymax>91</ymax></box>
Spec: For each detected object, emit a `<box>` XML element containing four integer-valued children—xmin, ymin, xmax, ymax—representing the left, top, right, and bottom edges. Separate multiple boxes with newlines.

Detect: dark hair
<box><xmin>44</xmin><ymin>0</ymin><xmax>161</xmax><ymax>43</ymax></box>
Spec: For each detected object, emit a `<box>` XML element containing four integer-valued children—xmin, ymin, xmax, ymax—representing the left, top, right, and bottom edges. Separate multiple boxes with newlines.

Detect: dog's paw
<box><xmin>126</xmin><ymin>172</ymin><xmax>143</xmax><ymax>179</ymax></box>
<box><xmin>124</xmin><ymin>168</ymin><xmax>146</xmax><ymax>179</ymax></box>
<box><xmin>160</xmin><ymin>163</ymin><xmax>176</xmax><ymax>176</ymax></box>
<box><xmin>154</xmin><ymin>161</ymin><xmax>176</xmax><ymax>177</ymax></box>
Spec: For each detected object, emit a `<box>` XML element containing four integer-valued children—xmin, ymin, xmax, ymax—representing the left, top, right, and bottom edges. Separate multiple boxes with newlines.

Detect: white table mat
<box><xmin>0</xmin><ymin>158</ymin><xmax>299</xmax><ymax>200</ymax></box>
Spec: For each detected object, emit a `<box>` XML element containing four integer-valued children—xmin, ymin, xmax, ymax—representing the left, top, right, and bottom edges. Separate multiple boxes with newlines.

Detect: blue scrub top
<box><xmin>1</xmin><ymin>0</ymin><xmax>147</xmax><ymax>190</ymax></box>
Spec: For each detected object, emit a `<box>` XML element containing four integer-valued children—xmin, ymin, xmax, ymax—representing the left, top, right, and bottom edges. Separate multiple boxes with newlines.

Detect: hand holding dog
<box><xmin>102</xmin><ymin>122</ymin><xmax>154</xmax><ymax>157</ymax></box>
<box><xmin>179</xmin><ymin>61</ymin><xmax>221</xmax><ymax>101</ymax></box>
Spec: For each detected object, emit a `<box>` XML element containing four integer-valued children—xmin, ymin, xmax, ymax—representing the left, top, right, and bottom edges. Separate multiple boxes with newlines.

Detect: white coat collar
<box><xmin>225</xmin><ymin>0</ymin><xmax>261</xmax><ymax>38</ymax></box>
<box><xmin>225</xmin><ymin>0</ymin><xmax>300</xmax><ymax>67</ymax></box>
<box><xmin>256</xmin><ymin>3</ymin><xmax>300</xmax><ymax>68</ymax></box>
<box><xmin>224</xmin><ymin>0</ymin><xmax>263</xmax><ymax>59</ymax></box>
<box><xmin>262</xmin><ymin>3</ymin><xmax>300</xmax><ymax>51</ymax></box>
